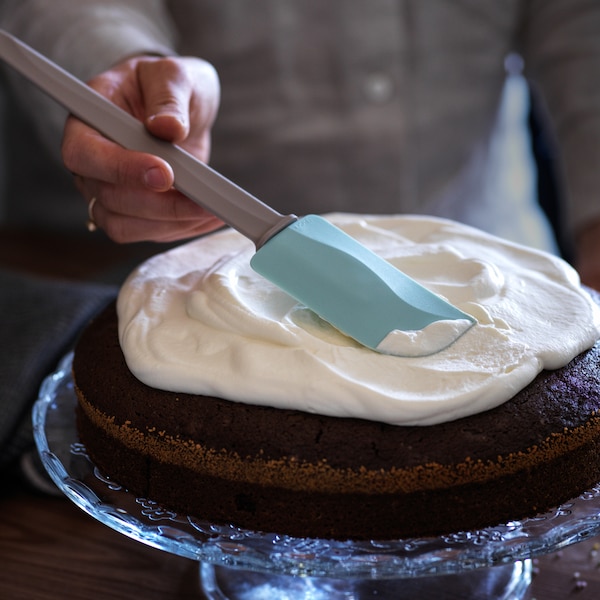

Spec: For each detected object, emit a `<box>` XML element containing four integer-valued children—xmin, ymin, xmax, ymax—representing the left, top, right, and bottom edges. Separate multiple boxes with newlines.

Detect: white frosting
<box><xmin>376</xmin><ymin>318</ymin><xmax>475</xmax><ymax>356</ymax></box>
<box><xmin>117</xmin><ymin>214</ymin><xmax>600</xmax><ymax>426</ymax></box>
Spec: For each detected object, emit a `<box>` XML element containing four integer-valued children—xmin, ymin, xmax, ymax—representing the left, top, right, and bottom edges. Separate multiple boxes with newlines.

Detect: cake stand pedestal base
<box><xmin>199</xmin><ymin>559</ymin><xmax>532</xmax><ymax>600</ymax></box>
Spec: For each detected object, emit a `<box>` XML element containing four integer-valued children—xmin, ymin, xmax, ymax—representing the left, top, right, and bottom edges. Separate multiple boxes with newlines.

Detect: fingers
<box><xmin>62</xmin><ymin>54</ymin><xmax>221</xmax><ymax>243</ymax></box>
<box><xmin>94</xmin><ymin>206</ymin><xmax>223</xmax><ymax>244</ymax></box>
<box><xmin>76</xmin><ymin>179</ymin><xmax>224</xmax><ymax>243</ymax></box>
<box><xmin>62</xmin><ymin>116</ymin><xmax>175</xmax><ymax>191</ymax></box>
<box><xmin>139</xmin><ymin>57</ymin><xmax>220</xmax><ymax>155</ymax></box>
<box><xmin>139</xmin><ymin>58</ymin><xmax>192</xmax><ymax>142</ymax></box>
<box><xmin>66</xmin><ymin>116</ymin><xmax>224</xmax><ymax>243</ymax></box>
<box><xmin>75</xmin><ymin>176</ymin><xmax>201</xmax><ymax>222</ymax></box>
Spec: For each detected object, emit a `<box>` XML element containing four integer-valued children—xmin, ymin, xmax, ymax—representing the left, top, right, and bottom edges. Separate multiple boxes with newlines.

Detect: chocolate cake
<box><xmin>71</xmin><ymin>215</ymin><xmax>600</xmax><ymax>540</ymax></box>
<box><xmin>73</xmin><ymin>300</ymin><xmax>600</xmax><ymax>541</ymax></box>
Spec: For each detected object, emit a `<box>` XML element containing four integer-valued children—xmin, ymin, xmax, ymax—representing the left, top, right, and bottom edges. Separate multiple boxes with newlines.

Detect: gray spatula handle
<box><xmin>0</xmin><ymin>29</ymin><xmax>296</xmax><ymax>247</ymax></box>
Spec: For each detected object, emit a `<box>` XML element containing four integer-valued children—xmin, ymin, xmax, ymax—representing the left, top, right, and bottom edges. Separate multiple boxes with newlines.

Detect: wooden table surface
<box><xmin>2</xmin><ymin>227</ymin><xmax>600</xmax><ymax>599</ymax></box>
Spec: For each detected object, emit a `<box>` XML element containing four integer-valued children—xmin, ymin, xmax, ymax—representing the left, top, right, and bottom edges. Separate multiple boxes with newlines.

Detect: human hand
<box><xmin>575</xmin><ymin>220</ymin><xmax>600</xmax><ymax>291</ymax></box>
<box><xmin>62</xmin><ymin>55</ymin><xmax>223</xmax><ymax>243</ymax></box>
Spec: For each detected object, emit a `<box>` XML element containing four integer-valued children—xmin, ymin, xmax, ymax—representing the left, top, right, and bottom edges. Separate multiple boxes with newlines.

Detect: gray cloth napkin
<box><xmin>0</xmin><ymin>268</ymin><xmax>116</xmax><ymax>471</ymax></box>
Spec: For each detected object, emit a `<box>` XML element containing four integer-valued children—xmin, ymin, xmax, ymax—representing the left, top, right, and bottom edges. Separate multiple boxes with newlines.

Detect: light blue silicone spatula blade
<box><xmin>0</xmin><ymin>30</ymin><xmax>475</xmax><ymax>355</ymax></box>
<box><xmin>251</xmin><ymin>215</ymin><xmax>475</xmax><ymax>355</ymax></box>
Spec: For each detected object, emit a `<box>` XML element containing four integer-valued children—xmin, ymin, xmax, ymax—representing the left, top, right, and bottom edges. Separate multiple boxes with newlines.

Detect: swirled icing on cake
<box><xmin>117</xmin><ymin>214</ymin><xmax>600</xmax><ymax>425</ymax></box>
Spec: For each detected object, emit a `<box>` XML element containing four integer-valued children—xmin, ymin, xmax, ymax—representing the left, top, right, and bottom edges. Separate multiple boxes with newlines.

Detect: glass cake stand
<box><xmin>33</xmin><ymin>353</ymin><xmax>600</xmax><ymax>600</ymax></box>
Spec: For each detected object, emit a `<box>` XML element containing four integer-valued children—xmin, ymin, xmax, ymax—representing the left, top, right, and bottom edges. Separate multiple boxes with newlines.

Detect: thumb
<box><xmin>137</xmin><ymin>58</ymin><xmax>191</xmax><ymax>142</ymax></box>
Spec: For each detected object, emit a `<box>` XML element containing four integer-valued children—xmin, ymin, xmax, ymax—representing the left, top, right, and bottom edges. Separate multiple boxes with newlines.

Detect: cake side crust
<box><xmin>75</xmin><ymin>402</ymin><xmax>600</xmax><ymax>540</ymax></box>
<box><xmin>75</xmin><ymin>387</ymin><xmax>600</xmax><ymax>495</ymax></box>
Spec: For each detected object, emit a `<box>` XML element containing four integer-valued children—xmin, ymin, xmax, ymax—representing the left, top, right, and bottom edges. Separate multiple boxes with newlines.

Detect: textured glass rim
<box><xmin>32</xmin><ymin>352</ymin><xmax>600</xmax><ymax>579</ymax></box>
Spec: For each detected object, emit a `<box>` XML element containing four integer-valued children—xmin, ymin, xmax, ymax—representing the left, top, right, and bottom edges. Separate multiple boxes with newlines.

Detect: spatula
<box><xmin>0</xmin><ymin>30</ymin><xmax>475</xmax><ymax>356</ymax></box>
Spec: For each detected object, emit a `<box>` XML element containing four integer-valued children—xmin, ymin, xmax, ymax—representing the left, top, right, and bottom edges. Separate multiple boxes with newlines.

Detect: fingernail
<box><xmin>144</xmin><ymin>166</ymin><xmax>168</xmax><ymax>190</ymax></box>
<box><xmin>148</xmin><ymin>113</ymin><xmax>186</xmax><ymax>127</ymax></box>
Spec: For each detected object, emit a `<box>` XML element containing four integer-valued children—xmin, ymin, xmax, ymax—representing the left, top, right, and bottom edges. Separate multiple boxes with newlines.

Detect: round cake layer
<box><xmin>73</xmin><ymin>302</ymin><xmax>600</xmax><ymax>540</ymax></box>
